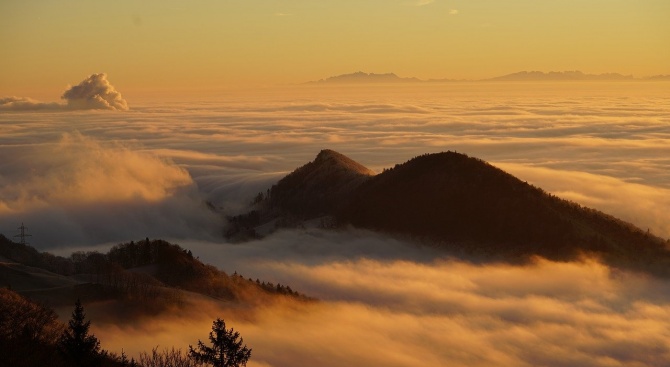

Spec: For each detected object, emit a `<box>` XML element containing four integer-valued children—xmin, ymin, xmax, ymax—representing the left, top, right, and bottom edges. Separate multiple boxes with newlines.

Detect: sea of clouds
<box><xmin>2</xmin><ymin>79</ymin><xmax>670</xmax><ymax>366</ymax></box>
<box><xmin>93</xmin><ymin>229</ymin><xmax>670</xmax><ymax>367</ymax></box>
<box><xmin>1</xmin><ymin>81</ymin><xmax>669</xmax><ymax>246</ymax></box>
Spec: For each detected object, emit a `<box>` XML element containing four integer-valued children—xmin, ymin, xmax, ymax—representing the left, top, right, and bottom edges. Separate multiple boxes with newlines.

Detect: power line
<box><xmin>13</xmin><ymin>223</ymin><xmax>32</xmax><ymax>245</ymax></box>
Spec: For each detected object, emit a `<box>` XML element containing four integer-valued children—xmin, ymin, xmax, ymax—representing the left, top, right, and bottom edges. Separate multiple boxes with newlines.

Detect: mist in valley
<box><xmin>2</xmin><ymin>82</ymin><xmax>670</xmax><ymax>366</ymax></box>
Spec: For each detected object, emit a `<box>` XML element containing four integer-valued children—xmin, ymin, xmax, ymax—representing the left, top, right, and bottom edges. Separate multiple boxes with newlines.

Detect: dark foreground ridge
<box><xmin>0</xmin><ymin>235</ymin><xmax>310</xmax><ymax>311</ymax></box>
<box><xmin>252</xmin><ymin>150</ymin><xmax>670</xmax><ymax>277</ymax></box>
<box><xmin>0</xmin><ymin>237</ymin><xmax>305</xmax><ymax>366</ymax></box>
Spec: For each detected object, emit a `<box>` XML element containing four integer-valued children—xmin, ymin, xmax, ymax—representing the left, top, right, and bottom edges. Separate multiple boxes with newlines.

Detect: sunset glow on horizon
<box><xmin>2</xmin><ymin>2</ymin><xmax>670</xmax><ymax>367</ymax></box>
<box><xmin>1</xmin><ymin>0</ymin><xmax>669</xmax><ymax>96</ymax></box>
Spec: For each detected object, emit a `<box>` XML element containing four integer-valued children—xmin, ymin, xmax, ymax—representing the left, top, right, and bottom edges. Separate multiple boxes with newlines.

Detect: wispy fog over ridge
<box><xmin>1</xmin><ymin>82</ymin><xmax>669</xmax><ymax>246</ymax></box>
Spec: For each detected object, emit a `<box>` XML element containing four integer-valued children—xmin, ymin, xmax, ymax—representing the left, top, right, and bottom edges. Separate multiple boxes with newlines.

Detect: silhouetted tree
<box><xmin>59</xmin><ymin>299</ymin><xmax>101</xmax><ymax>367</ymax></box>
<box><xmin>189</xmin><ymin>318</ymin><xmax>251</xmax><ymax>367</ymax></box>
<box><xmin>252</xmin><ymin>192</ymin><xmax>264</xmax><ymax>205</ymax></box>
<box><xmin>119</xmin><ymin>350</ymin><xmax>130</xmax><ymax>366</ymax></box>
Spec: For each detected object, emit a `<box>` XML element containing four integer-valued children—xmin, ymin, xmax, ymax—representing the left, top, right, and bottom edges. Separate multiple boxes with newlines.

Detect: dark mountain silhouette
<box><xmin>0</xmin><ymin>236</ymin><xmax>309</xmax><ymax>365</ymax></box>
<box><xmin>269</xmin><ymin>149</ymin><xmax>375</xmax><ymax>218</ymax></box>
<box><xmin>263</xmin><ymin>150</ymin><xmax>670</xmax><ymax>276</ymax></box>
<box><xmin>0</xmin><ymin>235</ymin><xmax>310</xmax><ymax>314</ymax></box>
<box><xmin>227</xmin><ymin>149</ymin><xmax>374</xmax><ymax>239</ymax></box>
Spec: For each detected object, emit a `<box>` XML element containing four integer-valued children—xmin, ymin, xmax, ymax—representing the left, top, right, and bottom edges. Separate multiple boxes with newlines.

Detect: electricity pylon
<box><xmin>13</xmin><ymin>223</ymin><xmax>32</xmax><ymax>245</ymax></box>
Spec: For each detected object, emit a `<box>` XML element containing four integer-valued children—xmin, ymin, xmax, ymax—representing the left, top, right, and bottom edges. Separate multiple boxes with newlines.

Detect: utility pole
<box><xmin>13</xmin><ymin>223</ymin><xmax>32</xmax><ymax>245</ymax></box>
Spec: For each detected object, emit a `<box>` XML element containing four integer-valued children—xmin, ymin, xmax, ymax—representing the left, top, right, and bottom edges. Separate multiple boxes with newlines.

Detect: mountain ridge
<box><xmin>267</xmin><ymin>149</ymin><xmax>374</xmax><ymax>219</ymax></box>
<box><xmin>307</xmin><ymin>72</ymin><xmax>422</xmax><ymax>84</ymax></box>
<box><xmin>488</xmin><ymin>70</ymin><xmax>634</xmax><ymax>81</ymax></box>
<box><xmin>0</xmin><ymin>234</ymin><xmax>311</xmax><ymax>312</ymax></box>
<box><xmin>246</xmin><ymin>149</ymin><xmax>670</xmax><ymax>277</ymax></box>
<box><xmin>306</xmin><ymin>71</ymin><xmax>669</xmax><ymax>83</ymax></box>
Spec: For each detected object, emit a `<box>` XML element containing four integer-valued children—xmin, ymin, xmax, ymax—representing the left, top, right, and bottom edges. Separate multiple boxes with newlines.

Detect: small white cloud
<box><xmin>415</xmin><ymin>0</ymin><xmax>435</xmax><ymax>6</ymax></box>
<box><xmin>274</xmin><ymin>12</ymin><xmax>292</xmax><ymax>17</ymax></box>
<box><xmin>0</xmin><ymin>73</ymin><xmax>128</xmax><ymax>111</ymax></box>
<box><xmin>61</xmin><ymin>73</ymin><xmax>128</xmax><ymax>111</ymax></box>
<box><xmin>449</xmin><ymin>9</ymin><xmax>459</xmax><ymax>15</ymax></box>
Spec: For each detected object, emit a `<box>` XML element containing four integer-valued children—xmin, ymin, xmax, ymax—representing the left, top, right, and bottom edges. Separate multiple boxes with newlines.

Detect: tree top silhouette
<box><xmin>189</xmin><ymin>318</ymin><xmax>251</xmax><ymax>367</ymax></box>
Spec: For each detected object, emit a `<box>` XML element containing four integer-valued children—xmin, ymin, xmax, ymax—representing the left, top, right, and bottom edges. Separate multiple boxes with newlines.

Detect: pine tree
<box><xmin>59</xmin><ymin>299</ymin><xmax>101</xmax><ymax>367</ymax></box>
<box><xmin>189</xmin><ymin>318</ymin><xmax>251</xmax><ymax>367</ymax></box>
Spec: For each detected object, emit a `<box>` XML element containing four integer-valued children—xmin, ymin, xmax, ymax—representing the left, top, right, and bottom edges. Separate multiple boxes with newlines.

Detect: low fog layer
<box><xmin>91</xmin><ymin>229</ymin><xmax>670</xmax><ymax>367</ymax></box>
<box><xmin>0</xmin><ymin>133</ymin><xmax>220</xmax><ymax>247</ymax></box>
<box><xmin>3</xmin><ymin>82</ymin><xmax>669</xmax><ymax>365</ymax></box>
<box><xmin>1</xmin><ymin>82</ymin><xmax>669</xmax><ymax>246</ymax></box>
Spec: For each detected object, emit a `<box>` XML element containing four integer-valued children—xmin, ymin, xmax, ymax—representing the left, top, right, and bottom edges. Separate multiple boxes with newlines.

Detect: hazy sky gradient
<box><xmin>1</xmin><ymin>0</ymin><xmax>668</xmax><ymax>96</ymax></box>
<box><xmin>2</xmin><ymin>3</ymin><xmax>669</xmax><ymax>365</ymax></box>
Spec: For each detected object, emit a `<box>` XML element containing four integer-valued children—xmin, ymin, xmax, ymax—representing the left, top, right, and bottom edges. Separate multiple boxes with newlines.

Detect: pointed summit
<box><xmin>313</xmin><ymin>149</ymin><xmax>376</xmax><ymax>176</ymax></box>
<box><xmin>270</xmin><ymin>150</ymin><xmax>374</xmax><ymax>218</ymax></box>
<box><xmin>339</xmin><ymin>151</ymin><xmax>670</xmax><ymax>275</ymax></box>
<box><xmin>239</xmin><ymin>150</ymin><xmax>670</xmax><ymax>276</ymax></box>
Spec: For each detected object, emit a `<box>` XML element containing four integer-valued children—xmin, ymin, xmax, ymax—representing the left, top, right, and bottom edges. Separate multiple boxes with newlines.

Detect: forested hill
<box><xmin>0</xmin><ymin>236</ymin><xmax>308</xmax><ymax>366</ymax></box>
<box><xmin>0</xmin><ymin>235</ymin><xmax>310</xmax><ymax>309</ymax></box>
<box><xmin>265</xmin><ymin>150</ymin><xmax>670</xmax><ymax>277</ymax></box>
<box><xmin>269</xmin><ymin>149</ymin><xmax>375</xmax><ymax>218</ymax></box>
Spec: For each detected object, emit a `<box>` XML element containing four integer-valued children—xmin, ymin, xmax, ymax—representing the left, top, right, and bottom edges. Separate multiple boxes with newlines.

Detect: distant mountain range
<box><xmin>231</xmin><ymin>149</ymin><xmax>670</xmax><ymax>277</ymax></box>
<box><xmin>308</xmin><ymin>72</ymin><xmax>422</xmax><ymax>84</ymax></box>
<box><xmin>307</xmin><ymin>71</ymin><xmax>669</xmax><ymax>84</ymax></box>
<box><xmin>489</xmin><ymin>70</ymin><xmax>634</xmax><ymax>81</ymax></box>
<box><xmin>646</xmin><ymin>74</ymin><xmax>670</xmax><ymax>80</ymax></box>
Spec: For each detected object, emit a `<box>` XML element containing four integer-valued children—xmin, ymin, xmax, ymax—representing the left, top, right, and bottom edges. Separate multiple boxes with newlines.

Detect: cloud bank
<box><xmin>0</xmin><ymin>133</ymin><xmax>191</xmax><ymax>211</ymax></box>
<box><xmin>2</xmin><ymin>82</ymin><xmax>669</xmax><ymax>243</ymax></box>
<box><xmin>0</xmin><ymin>97</ymin><xmax>62</xmax><ymax>111</ymax></box>
<box><xmin>0</xmin><ymin>133</ymin><xmax>220</xmax><ymax>247</ymax></box>
<box><xmin>91</xmin><ymin>230</ymin><xmax>670</xmax><ymax>367</ymax></box>
<box><xmin>0</xmin><ymin>73</ymin><xmax>128</xmax><ymax>111</ymax></box>
<box><xmin>496</xmin><ymin>163</ymin><xmax>670</xmax><ymax>237</ymax></box>
<box><xmin>1</xmin><ymin>80</ymin><xmax>663</xmax><ymax>366</ymax></box>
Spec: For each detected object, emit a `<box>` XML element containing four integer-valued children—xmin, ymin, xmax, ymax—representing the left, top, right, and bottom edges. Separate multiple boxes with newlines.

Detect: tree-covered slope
<box><xmin>268</xmin><ymin>150</ymin><xmax>670</xmax><ymax>276</ymax></box>
<box><xmin>341</xmin><ymin>152</ymin><xmax>670</xmax><ymax>273</ymax></box>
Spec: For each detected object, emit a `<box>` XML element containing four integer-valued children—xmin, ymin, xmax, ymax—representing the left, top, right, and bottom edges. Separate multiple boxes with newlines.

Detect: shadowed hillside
<box><xmin>265</xmin><ymin>150</ymin><xmax>670</xmax><ymax>276</ymax></box>
<box><xmin>341</xmin><ymin>152</ymin><xmax>670</xmax><ymax>273</ymax></box>
<box><xmin>0</xmin><ymin>288</ymin><xmax>128</xmax><ymax>367</ymax></box>
<box><xmin>0</xmin><ymin>235</ymin><xmax>310</xmax><ymax>315</ymax></box>
<box><xmin>269</xmin><ymin>149</ymin><xmax>375</xmax><ymax>219</ymax></box>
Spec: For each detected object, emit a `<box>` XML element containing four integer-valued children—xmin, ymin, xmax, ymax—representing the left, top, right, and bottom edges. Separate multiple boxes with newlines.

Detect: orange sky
<box><xmin>1</xmin><ymin>0</ymin><xmax>668</xmax><ymax>97</ymax></box>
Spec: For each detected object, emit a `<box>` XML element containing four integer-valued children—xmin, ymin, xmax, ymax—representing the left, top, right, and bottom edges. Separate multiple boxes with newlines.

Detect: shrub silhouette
<box><xmin>139</xmin><ymin>346</ymin><xmax>197</xmax><ymax>367</ymax></box>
